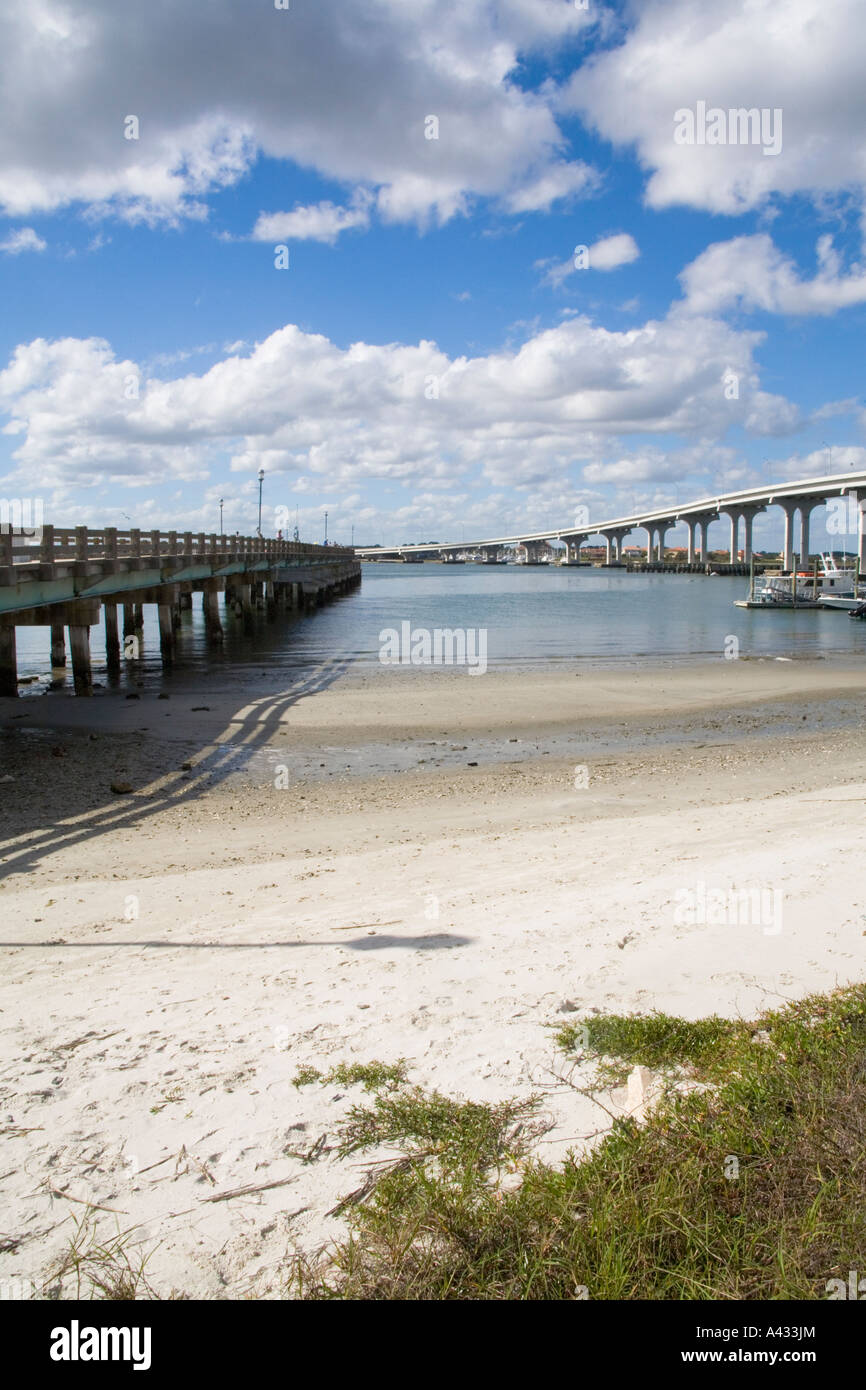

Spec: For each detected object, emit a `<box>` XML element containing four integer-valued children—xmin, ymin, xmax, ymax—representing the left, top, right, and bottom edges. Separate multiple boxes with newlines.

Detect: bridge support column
<box><xmin>50</xmin><ymin>621</ymin><xmax>66</xmax><ymax>669</ymax></box>
<box><xmin>698</xmin><ymin>520</ymin><xmax>708</xmax><ymax>565</ymax></box>
<box><xmin>727</xmin><ymin>512</ymin><xmax>739</xmax><ymax>564</ymax></box>
<box><xmin>644</xmin><ymin>526</ymin><xmax>653</xmax><ymax>562</ymax></box>
<box><xmin>0</xmin><ymin>623</ymin><xmax>17</xmax><ymax>697</ymax></box>
<box><xmin>204</xmin><ymin>587</ymin><xmax>223</xmax><ymax>641</ymax></box>
<box><xmin>158</xmin><ymin>604</ymin><xmax>175</xmax><ymax>665</ymax></box>
<box><xmin>69</xmin><ymin>625</ymin><xmax>93</xmax><ymax>696</ymax></box>
<box><xmin>799</xmin><ymin>502</ymin><xmax>817</xmax><ymax>567</ymax></box>
<box><xmin>740</xmin><ymin>506</ymin><xmax>763</xmax><ymax>565</ymax></box>
<box><xmin>780</xmin><ymin>502</ymin><xmax>797</xmax><ymax>570</ymax></box>
<box><xmin>656</xmin><ymin>527</ymin><xmax>670</xmax><ymax>563</ymax></box>
<box><xmin>104</xmin><ymin>603</ymin><xmax>120</xmax><ymax>671</ymax></box>
<box><xmin>686</xmin><ymin>519</ymin><xmax>696</xmax><ymax>565</ymax></box>
<box><xmin>859</xmin><ymin>499</ymin><xmax>866</xmax><ymax>571</ymax></box>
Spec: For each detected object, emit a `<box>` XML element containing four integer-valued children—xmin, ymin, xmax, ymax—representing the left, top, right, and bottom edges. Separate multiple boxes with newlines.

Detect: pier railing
<box><xmin>0</xmin><ymin>527</ymin><xmax>353</xmax><ymax>570</ymax></box>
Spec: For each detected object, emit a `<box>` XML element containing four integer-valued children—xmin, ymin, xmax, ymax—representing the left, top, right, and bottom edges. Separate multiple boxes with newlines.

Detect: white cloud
<box><xmin>541</xmin><ymin>232</ymin><xmax>640</xmax><ymax>287</ymax></box>
<box><xmin>680</xmin><ymin>233</ymin><xmax>866</xmax><ymax>316</ymax></box>
<box><xmin>0</xmin><ymin>0</ymin><xmax>599</xmax><ymax>228</ymax></box>
<box><xmin>0</xmin><ymin>226</ymin><xmax>46</xmax><ymax>254</ymax></box>
<box><xmin>251</xmin><ymin>193</ymin><xmax>373</xmax><ymax>245</ymax></box>
<box><xmin>567</xmin><ymin>0</ymin><xmax>866</xmax><ymax>215</ymax></box>
<box><xmin>0</xmin><ymin>304</ymin><xmax>798</xmax><ymax>498</ymax></box>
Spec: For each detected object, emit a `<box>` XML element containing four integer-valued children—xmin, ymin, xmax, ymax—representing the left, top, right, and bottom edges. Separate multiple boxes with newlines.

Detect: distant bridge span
<box><xmin>357</xmin><ymin>471</ymin><xmax>866</xmax><ymax>569</ymax></box>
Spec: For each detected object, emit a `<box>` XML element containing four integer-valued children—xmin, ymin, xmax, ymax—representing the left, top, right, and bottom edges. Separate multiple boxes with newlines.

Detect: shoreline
<box><xmin>1</xmin><ymin>658</ymin><xmax>865</xmax><ymax>1298</ymax></box>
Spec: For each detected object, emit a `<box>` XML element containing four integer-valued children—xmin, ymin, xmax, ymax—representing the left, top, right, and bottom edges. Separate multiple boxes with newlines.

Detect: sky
<box><xmin>1</xmin><ymin>0</ymin><xmax>865</xmax><ymax>551</ymax></box>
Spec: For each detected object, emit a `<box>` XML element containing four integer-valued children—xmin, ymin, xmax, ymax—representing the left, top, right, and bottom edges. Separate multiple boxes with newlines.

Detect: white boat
<box><xmin>734</xmin><ymin>554</ymin><xmax>859</xmax><ymax>609</ymax></box>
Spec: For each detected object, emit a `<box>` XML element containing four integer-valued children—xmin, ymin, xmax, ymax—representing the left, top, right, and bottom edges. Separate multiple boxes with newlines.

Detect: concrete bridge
<box><xmin>357</xmin><ymin>470</ymin><xmax>866</xmax><ymax>569</ymax></box>
<box><xmin>0</xmin><ymin>526</ymin><xmax>360</xmax><ymax>696</ymax></box>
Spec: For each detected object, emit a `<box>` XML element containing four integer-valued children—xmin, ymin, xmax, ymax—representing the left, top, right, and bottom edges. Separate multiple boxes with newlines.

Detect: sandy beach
<box><xmin>1</xmin><ymin>658</ymin><xmax>864</xmax><ymax>1298</ymax></box>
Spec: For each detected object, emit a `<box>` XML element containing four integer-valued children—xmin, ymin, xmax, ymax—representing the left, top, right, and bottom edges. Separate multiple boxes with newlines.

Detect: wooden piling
<box><xmin>0</xmin><ymin>623</ymin><xmax>17</xmax><ymax>697</ymax></box>
<box><xmin>104</xmin><ymin>604</ymin><xmax>120</xmax><ymax>670</ymax></box>
<box><xmin>204</xmin><ymin>588</ymin><xmax>223</xmax><ymax>641</ymax></box>
<box><xmin>50</xmin><ymin>622</ymin><xmax>66</xmax><ymax>668</ymax></box>
<box><xmin>69</xmin><ymin>625</ymin><xmax>92</xmax><ymax>695</ymax></box>
<box><xmin>158</xmin><ymin>604</ymin><xmax>175</xmax><ymax>665</ymax></box>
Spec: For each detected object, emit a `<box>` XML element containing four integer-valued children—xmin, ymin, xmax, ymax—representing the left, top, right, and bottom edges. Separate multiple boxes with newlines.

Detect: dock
<box><xmin>0</xmin><ymin>526</ymin><xmax>360</xmax><ymax>696</ymax></box>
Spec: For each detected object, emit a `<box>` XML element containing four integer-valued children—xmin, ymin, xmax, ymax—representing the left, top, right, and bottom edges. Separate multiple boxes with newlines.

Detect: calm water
<box><xmin>11</xmin><ymin>563</ymin><xmax>866</xmax><ymax>697</ymax></box>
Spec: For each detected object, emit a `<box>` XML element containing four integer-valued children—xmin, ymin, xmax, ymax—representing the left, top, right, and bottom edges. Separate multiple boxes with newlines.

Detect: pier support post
<box><xmin>859</xmin><ymin>498</ymin><xmax>866</xmax><ymax>571</ymax></box>
<box><xmin>133</xmin><ymin>604</ymin><xmax>144</xmax><ymax>631</ymax></box>
<box><xmin>265</xmin><ymin>579</ymin><xmax>276</xmax><ymax>618</ymax></box>
<box><xmin>0</xmin><ymin>623</ymin><xmax>17</xmax><ymax>697</ymax></box>
<box><xmin>104</xmin><ymin>603</ymin><xmax>120</xmax><ymax>671</ymax></box>
<box><xmin>204</xmin><ymin>587</ymin><xmax>223</xmax><ymax>641</ymax></box>
<box><xmin>158</xmin><ymin>604</ymin><xmax>175</xmax><ymax>665</ymax></box>
<box><xmin>69</xmin><ymin>625</ymin><xmax>93</xmax><ymax>695</ymax></box>
<box><xmin>123</xmin><ymin>604</ymin><xmax>136</xmax><ymax>638</ymax></box>
<box><xmin>50</xmin><ymin>621</ymin><xmax>66</xmax><ymax>668</ymax></box>
<box><xmin>237</xmin><ymin>583</ymin><xmax>254</xmax><ymax>629</ymax></box>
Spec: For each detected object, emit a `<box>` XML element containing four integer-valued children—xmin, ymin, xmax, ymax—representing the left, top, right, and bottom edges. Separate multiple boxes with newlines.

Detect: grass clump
<box><xmin>45</xmin><ymin>1213</ymin><xmax>162</xmax><ymax>1301</ymax></box>
<box><xmin>292</xmin><ymin>1059</ymin><xmax>409</xmax><ymax>1092</ymax></box>
<box><xmin>297</xmin><ymin>984</ymin><xmax>866</xmax><ymax>1300</ymax></box>
<box><xmin>556</xmin><ymin>1011</ymin><xmax>751</xmax><ymax>1085</ymax></box>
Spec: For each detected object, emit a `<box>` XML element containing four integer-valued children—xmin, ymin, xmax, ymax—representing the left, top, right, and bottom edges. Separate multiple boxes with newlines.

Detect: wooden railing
<box><xmin>0</xmin><ymin>526</ymin><xmax>354</xmax><ymax>568</ymax></box>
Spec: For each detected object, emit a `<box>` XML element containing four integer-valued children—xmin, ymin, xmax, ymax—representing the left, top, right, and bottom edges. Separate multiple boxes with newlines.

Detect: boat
<box><xmin>734</xmin><ymin>554</ymin><xmax>859</xmax><ymax>609</ymax></box>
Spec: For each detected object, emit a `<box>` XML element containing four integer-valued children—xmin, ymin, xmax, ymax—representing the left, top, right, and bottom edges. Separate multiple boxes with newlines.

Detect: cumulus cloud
<box><xmin>541</xmin><ymin>231</ymin><xmax>640</xmax><ymax>287</ymax></box>
<box><xmin>0</xmin><ymin>307</ymin><xmax>798</xmax><ymax>497</ymax></box>
<box><xmin>567</xmin><ymin>0</ymin><xmax>866</xmax><ymax>215</ymax></box>
<box><xmin>251</xmin><ymin>193</ymin><xmax>373</xmax><ymax>245</ymax></box>
<box><xmin>680</xmin><ymin>233</ymin><xmax>866</xmax><ymax>316</ymax></box>
<box><xmin>0</xmin><ymin>226</ymin><xmax>46</xmax><ymax>254</ymax></box>
<box><xmin>0</xmin><ymin>0</ymin><xmax>599</xmax><ymax>228</ymax></box>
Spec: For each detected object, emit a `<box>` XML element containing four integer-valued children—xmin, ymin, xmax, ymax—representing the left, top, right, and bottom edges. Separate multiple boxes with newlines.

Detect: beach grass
<box><xmin>296</xmin><ymin>983</ymin><xmax>866</xmax><ymax>1300</ymax></box>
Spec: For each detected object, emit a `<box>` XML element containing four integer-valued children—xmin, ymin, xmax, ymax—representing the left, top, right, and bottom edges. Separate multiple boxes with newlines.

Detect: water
<box><xmin>11</xmin><ymin>563</ymin><xmax>866</xmax><ymax>697</ymax></box>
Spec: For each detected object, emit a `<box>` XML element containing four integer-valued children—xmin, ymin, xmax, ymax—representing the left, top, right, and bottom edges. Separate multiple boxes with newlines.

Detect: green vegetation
<box><xmin>555</xmin><ymin>1011</ymin><xmax>752</xmax><ymax>1086</ymax></box>
<box><xmin>297</xmin><ymin>985</ymin><xmax>866</xmax><ymax>1300</ymax></box>
<box><xmin>292</xmin><ymin>1059</ymin><xmax>409</xmax><ymax>1093</ymax></box>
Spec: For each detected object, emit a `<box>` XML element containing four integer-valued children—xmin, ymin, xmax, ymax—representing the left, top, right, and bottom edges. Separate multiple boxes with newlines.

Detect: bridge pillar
<box><xmin>158</xmin><ymin>604</ymin><xmax>175</xmax><ymax>665</ymax></box>
<box><xmin>204</xmin><ymin>587</ymin><xmax>223</xmax><ymax>641</ymax></box>
<box><xmin>780</xmin><ymin>501</ymin><xmax>798</xmax><ymax>570</ymax></box>
<box><xmin>697</xmin><ymin>519</ymin><xmax>708</xmax><ymax>565</ymax></box>
<box><xmin>50</xmin><ymin>621</ymin><xmax>66</xmax><ymax>668</ymax></box>
<box><xmin>0</xmin><ymin>623</ymin><xmax>17</xmax><ymax>697</ymax></box>
<box><xmin>739</xmin><ymin>506</ymin><xmax>763</xmax><ymax>565</ymax></box>
<box><xmin>69</xmin><ymin>625</ymin><xmax>93</xmax><ymax>696</ymax></box>
<box><xmin>104</xmin><ymin>603</ymin><xmax>120</xmax><ymax>671</ymax></box>
<box><xmin>799</xmin><ymin>501</ymin><xmax>818</xmax><ymax>567</ymax></box>
<box><xmin>686</xmin><ymin>519</ymin><xmax>696</xmax><ymax>564</ymax></box>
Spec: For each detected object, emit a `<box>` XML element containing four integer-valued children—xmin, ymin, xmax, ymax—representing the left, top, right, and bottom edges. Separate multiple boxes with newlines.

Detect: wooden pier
<box><xmin>0</xmin><ymin>526</ymin><xmax>360</xmax><ymax>696</ymax></box>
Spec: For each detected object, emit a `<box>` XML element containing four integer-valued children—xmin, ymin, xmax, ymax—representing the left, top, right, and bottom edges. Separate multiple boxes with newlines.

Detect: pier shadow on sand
<box><xmin>0</xmin><ymin>609</ymin><xmax>361</xmax><ymax>881</ymax></box>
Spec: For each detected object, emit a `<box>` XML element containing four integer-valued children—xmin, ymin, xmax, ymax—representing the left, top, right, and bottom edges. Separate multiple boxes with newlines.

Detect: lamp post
<box><xmin>324</xmin><ymin>510</ymin><xmax>328</xmax><ymax>546</ymax></box>
<box><xmin>257</xmin><ymin>469</ymin><xmax>265</xmax><ymax>536</ymax></box>
<box><xmin>219</xmin><ymin>498</ymin><xmax>224</xmax><ymax>536</ymax></box>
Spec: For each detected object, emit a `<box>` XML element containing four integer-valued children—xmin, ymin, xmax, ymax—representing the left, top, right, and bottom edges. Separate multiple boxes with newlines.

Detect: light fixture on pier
<box><xmin>219</xmin><ymin>497</ymin><xmax>224</xmax><ymax>535</ymax></box>
<box><xmin>257</xmin><ymin>469</ymin><xmax>265</xmax><ymax>536</ymax></box>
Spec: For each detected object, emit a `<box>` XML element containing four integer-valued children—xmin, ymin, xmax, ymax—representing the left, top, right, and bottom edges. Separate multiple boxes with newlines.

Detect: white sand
<box><xmin>1</xmin><ymin>661</ymin><xmax>864</xmax><ymax>1298</ymax></box>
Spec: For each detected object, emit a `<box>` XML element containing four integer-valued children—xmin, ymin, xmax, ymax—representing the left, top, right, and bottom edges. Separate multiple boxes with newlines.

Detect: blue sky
<box><xmin>1</xmin><ymin>0</ymin><xmax>865</xmax><ymax>551</ymax></box>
